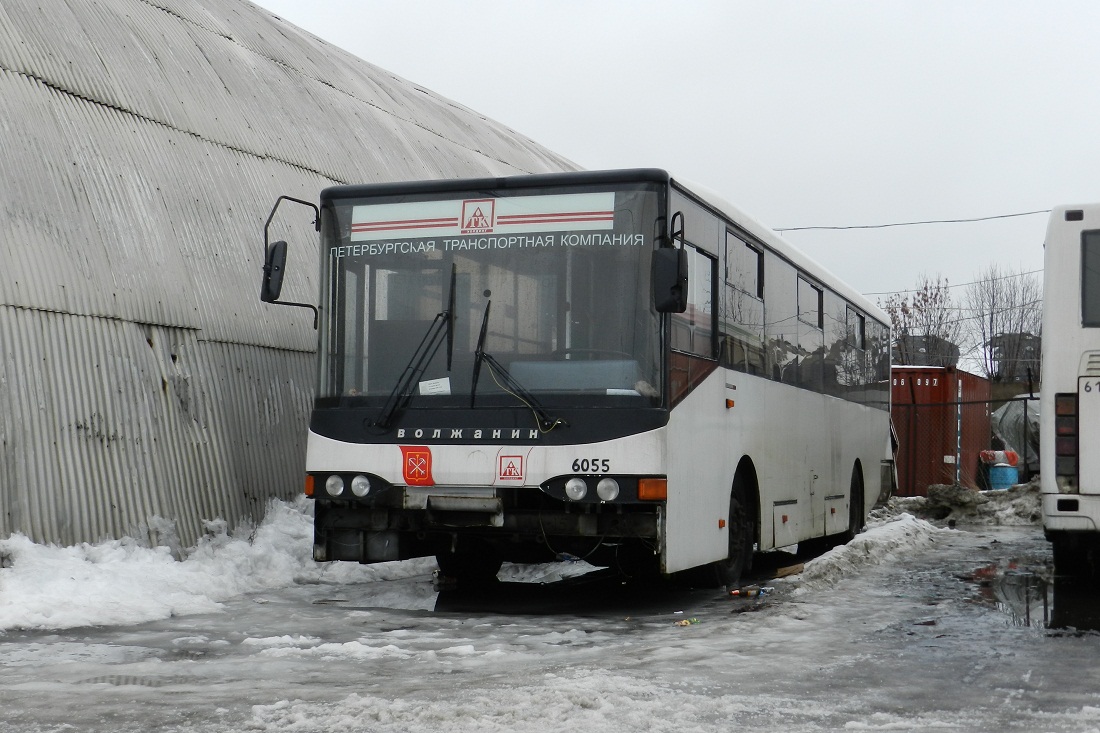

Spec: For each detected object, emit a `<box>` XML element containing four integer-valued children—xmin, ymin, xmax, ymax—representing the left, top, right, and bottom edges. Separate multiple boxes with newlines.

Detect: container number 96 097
<box><xmin>572</xmin><ymin>458</ymin><xmax>610</xmax><ymax>473</ymax></box>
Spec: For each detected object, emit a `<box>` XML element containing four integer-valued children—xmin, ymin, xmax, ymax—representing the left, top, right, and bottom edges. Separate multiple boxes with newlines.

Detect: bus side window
<box><xmin>797</xmin><ymin>276</ymin><xmax>823</xmax><ymax>329</ymax></box>
<box><xmin>721</xmin><ymin>232</ymin><xmax>765</xmax><ymax>374</ymax></box>
<box><xmin>670</xmin><ymin>245</ymin><xmax>717</xmax><ymax>358</ymax></box>
<box><xmin>846</xmin><ymin>306</ymin><xmax>866</xmax><ymax>349</ymax></box>
<box><xmin>797</xmin><ymin>276</ymin><xmax>824</xmax><ymax>391</ymax></box>
<box><xmin>669</xmin><ymin>245</ymin><xmax>718</xmax><ymax>406</ymax></box>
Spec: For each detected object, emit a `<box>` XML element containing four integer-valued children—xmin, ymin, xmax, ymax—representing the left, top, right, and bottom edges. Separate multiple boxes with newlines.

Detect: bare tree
<box><xmin>964</xmin><ymin>265</ymin><xmax>1043</xmax><ymax>382</ymax></box>
<box><xmin>880</xmin><ymin>274</ymin><xmax>964</xmax><ymax>366</ymax></box>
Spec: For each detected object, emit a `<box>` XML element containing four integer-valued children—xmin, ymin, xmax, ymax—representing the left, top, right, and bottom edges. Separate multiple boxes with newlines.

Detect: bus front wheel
<box><xmin>717</xmin><ymin>475</ymin><xmax>756</xmax><ymax>589</ymax></box>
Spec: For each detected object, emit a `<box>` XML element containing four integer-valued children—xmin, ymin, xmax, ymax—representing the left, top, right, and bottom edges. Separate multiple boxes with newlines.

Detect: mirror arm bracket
<box><xmin>265</xmin><ymin>196</ymin><xmax>320</xmax><ymax>242</ymax></box>
<box><xmin>670</xmin><ymin>210</ymin><xmax>685</xmax><ymax>249</ymax></box>
<box><xmin>272</xmin><ymin>301</ymin><xmax>319</xmax><ymax>329</ymax></box>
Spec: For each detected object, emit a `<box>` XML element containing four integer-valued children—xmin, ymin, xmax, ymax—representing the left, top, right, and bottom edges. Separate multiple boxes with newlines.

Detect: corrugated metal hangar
<box><xmin>0</xmin><ymin>0</ymin><xmax>576</xmax><ymax>547</ymax></box>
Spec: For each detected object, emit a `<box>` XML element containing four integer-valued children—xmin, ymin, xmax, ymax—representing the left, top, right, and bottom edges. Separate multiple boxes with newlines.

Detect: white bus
<box><xmin>261</xmin><ymin>169</ymin><xmax>892</xmax><ymax>587</ymax></box>
<box><xmin>1041</xmin><ymin>204</ymin><xmax>1100</xmax><ymax>574</ymax></box>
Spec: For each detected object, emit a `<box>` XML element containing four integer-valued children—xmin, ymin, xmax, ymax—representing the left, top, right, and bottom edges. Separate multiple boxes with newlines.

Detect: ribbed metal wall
<box><xmin>0</xmin><ymin>0</ymin><xmax>577</xmax><ymax>546</ymax></box>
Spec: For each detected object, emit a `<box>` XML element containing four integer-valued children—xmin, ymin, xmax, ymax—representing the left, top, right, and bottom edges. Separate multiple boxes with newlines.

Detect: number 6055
<box><xmin>572</xmin><ymin>458</ymin><xmax>610</xmax><ymax>473</ymax></box>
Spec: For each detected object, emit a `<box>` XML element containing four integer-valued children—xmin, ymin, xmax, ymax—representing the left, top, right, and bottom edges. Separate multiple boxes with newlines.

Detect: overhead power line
<box><xmin>775</xmin><ymin>209</ymin><xmax>1051</xmax><ymax>232</ymax></box>
<box><xmin>864</xmin><ymin>268</ymin><xmax>1043</xmax><ymax>297</ymax></box>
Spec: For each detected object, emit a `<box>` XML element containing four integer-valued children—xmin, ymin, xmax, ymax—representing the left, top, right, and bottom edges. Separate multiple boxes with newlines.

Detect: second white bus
<box><xmin>1041</xmin><ymin>204</ymin><xmax>1100</xmax><ymax>574</ymax></box>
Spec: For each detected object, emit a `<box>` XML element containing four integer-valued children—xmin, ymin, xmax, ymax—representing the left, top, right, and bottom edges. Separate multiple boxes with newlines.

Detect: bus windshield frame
<box><xmin>316</xmin><ymin>180</ymin><xmax>666</xmax><ymax>413</ymax></box>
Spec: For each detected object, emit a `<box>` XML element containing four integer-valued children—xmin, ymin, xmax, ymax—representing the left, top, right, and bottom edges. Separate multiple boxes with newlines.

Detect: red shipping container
<box><xmin>891</xmin><ymin>367</ymin><xmax>992</xmax><ymax>497</ymax></box>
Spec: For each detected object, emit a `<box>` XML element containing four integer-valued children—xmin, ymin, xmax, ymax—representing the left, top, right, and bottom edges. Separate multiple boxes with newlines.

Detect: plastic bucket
<box><xmin>989</xmin><ymin>465</ymin><xmax>1019</xmax><ymax>490</ymax></box>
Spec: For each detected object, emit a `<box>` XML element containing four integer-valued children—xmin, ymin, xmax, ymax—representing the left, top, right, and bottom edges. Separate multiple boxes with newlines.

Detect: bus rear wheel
<box><xmin>842</xmin><ymin>467</ymin><xmax>866</xmax><ymax>543</ymax></box>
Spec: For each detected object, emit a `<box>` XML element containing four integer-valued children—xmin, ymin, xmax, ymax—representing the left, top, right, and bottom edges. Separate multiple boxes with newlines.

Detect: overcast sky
<box><xmin>250</xmin><ymin>1</ymin><xmax>1100</xmax><ymax>302</ymax></box>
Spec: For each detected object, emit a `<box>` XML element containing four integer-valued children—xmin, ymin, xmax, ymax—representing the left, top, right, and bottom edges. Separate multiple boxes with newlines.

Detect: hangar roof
<box><xmin>0</xmin><ymin>0</ymin><xmax>577</xmax><ymax>351</ymax></box>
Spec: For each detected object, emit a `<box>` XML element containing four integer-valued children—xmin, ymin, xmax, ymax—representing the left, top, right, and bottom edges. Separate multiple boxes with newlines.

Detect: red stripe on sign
<box><xmin>496</xmin><ymin>216</ymin><xmax>615</xmax><ymax>226</ymax></box>
<box><xmin>497</xmin><ymin>210</ymin><xmax>614</xmax><ymax>224</ymax></box>
<box><xmin>352</xmin><ymin>217</ymin><xmax>459</xmax><ymax>232</ymax></box>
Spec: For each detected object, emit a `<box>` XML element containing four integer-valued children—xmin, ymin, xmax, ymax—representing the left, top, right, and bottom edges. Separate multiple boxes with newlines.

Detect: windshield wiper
<box><xmin>470</xmin><ymin>300</ymin><xmax>566</xmax><ymax>432</ymax></box>
<box><xmin>469</xmin><ymin>299</ymin><xmax>491</xmax><ymax>405</ymax></box>
<box><xmin>372</xmin><ymin>265</ymin><xmax>456</xmax><ymax>430</ymax></box>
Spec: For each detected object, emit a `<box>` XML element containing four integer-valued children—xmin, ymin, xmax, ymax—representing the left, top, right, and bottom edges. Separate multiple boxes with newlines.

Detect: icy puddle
<box><xmin>962</xmin><ymin>529</ymin><xmax>1100</xmax><ymax>633</ymax></box>
<box><xmin>991</xmin><ymin>570</ymin><xmax>1100</xmax><ymax>631</ymax></box>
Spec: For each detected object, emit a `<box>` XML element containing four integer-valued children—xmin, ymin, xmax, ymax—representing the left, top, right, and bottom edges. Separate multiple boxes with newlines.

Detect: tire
<box><xmin>717</xmin><ymin>474</ymin><xmax>756</xmax><ymax>589</ymax></box>
<box><xmin>842</xmin><ymin>468</ymin><xmax>866</xmax><ymax>543</ymax></box>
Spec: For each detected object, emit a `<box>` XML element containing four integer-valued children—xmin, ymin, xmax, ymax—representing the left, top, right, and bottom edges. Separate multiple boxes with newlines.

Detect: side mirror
<box><xmin>652</xmin><ymin>246</ymin><xmax>688</xmax><ymax>313</ymax></box>
<box><xmin>260</xmin><ymin>240</ymin><xmax>287</xmax><ymax>303</ymax></box>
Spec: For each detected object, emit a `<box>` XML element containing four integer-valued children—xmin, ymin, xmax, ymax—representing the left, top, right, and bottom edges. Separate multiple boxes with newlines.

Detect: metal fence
<box><xmin>892</xmin><ymin>395</ymin><xmax>1038</xmax><ymax>497</ymax></box>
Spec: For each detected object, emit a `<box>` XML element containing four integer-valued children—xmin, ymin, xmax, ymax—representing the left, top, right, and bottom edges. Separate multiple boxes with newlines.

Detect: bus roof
<box><xmin>321</xmin><ymin>168</ymin><xmax>672</xmax><ymax>200</ymax></box>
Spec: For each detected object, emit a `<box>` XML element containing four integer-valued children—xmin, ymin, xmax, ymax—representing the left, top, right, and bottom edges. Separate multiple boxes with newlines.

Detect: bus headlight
<box><xmin>325</xmin><ymin>475</ymin><xmax>345</xmax><ymax>497</ymax></box>
<box><xmin>596</xmin><ymin>477</ymin><xmax>620</xmax><ymax>502</ymax></box>
<box><xmin>564</xmin><ymin>477</ymin><xmax>588</xmax><ymax>501</ymax></box>
<box><xmin>350</xmin><ymin>474</ymin><xmax>372</xmax><ymax>497</ymax></box>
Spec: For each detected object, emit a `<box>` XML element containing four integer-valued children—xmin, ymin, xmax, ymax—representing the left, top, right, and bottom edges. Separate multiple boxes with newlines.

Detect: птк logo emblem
<box><xmin>461</xmin><ymin>199</ymin><xmax>495</xmax><ymax>234</ymax></box>
<box><xmin>498</xmin><ymin>455</ymin><xmax>524</xmax><ymax>482</ymax></box>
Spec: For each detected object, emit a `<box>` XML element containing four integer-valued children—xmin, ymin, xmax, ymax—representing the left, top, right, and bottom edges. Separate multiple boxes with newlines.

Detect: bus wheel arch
<box><xmin>672</xmin><ymin>457</ymin><xmax>759</xmax><ymax>589</ymax></box>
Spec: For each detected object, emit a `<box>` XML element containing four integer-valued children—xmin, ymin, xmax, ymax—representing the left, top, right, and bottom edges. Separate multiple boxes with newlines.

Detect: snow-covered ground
<box><xmin>0</xmin><ymin>481</ymin><xmax>1043</xmax><ymax>632</ymax></box>
<box><xmin>6</xmin><ymin>481</ymin><xmax>1098</xmax><ymax>733</ymax></box>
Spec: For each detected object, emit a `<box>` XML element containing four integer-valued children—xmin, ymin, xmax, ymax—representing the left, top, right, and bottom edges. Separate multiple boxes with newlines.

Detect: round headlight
<box><xmin>325</xmin><ymin>475</ymin><xmax>345</xmax><ymax>497</ymax></box>
<box><xmin>596</xmin><ymin>477</ymin><xmax>620</xmax><ymax>502</ymax></box>
<box><xmin>564</xmin><ymin>477</ymin><xmax>588</xmax><ymax>501</ymax></box>
<box><xmin>350</xmin><ymin>474</ymin><xmax>371</xmax><ymax>497</ymax></box>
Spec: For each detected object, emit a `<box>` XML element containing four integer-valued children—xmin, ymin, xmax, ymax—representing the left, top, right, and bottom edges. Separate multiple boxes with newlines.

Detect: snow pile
<box><xmin>791</xmin><ymin>513</ymin><xmax>948</xmax><ymax>592</ymax></box>
<box><xmin>870</xmin><ymin>477</ymin><xmax>1042</xmax><ymax>527</ymax></box>
<box><xmin>0</xmin><ymin>494</ymin><xmax>598</xmax><ymax>632</ymax></box>
<box><xmin>785</xmin><ymin>485</ymin><xmax>1039</xmax><ymax>594</ymax></box>
<box><xmin>0</xmin><ymin>496</ymin><xmax>432</xmax><ymax>631</ymax></box>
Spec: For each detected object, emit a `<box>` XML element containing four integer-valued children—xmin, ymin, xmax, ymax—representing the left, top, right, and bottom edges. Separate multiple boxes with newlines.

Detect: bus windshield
<box><xmin>317</xmin><ymin>183</ymin><xmax>664</xmax><ymax>409</ymax></box>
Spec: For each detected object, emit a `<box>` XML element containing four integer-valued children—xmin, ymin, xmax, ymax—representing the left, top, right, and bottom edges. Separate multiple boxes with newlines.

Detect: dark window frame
<box><xmin>846</xmin><ymin>305</ymin><xmax>867</xmax><ymax>349</ymax></box>
<box><xmin>797</xmin><ymin>275</ymin><xmax>824</xmax><ymax>330</ymax></box>
<box><xmin>725</xmin><ymin>230</ymin><xmax>764</xmax><ymax>300</ymax></box>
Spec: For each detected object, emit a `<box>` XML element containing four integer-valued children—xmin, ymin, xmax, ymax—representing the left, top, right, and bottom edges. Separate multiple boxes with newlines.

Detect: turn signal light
<box><xmin>638</xmin><ymin>478</ymin><xmax>667</xmax><ymax>501</ymax></box>
<box><xmin>304</xmin><ymin>475</ymin><xmax>315</xmax><ymax>497</ymax></box>
<box><xmin>1055</xmin><ymin>394</ymin><xmax>1078</xmax><ymax>416</ymax></box>
<box><xmin>1054</xmin><ymin>392</ymin><xmax>1079</xmax><ymax>481</ymax></box>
